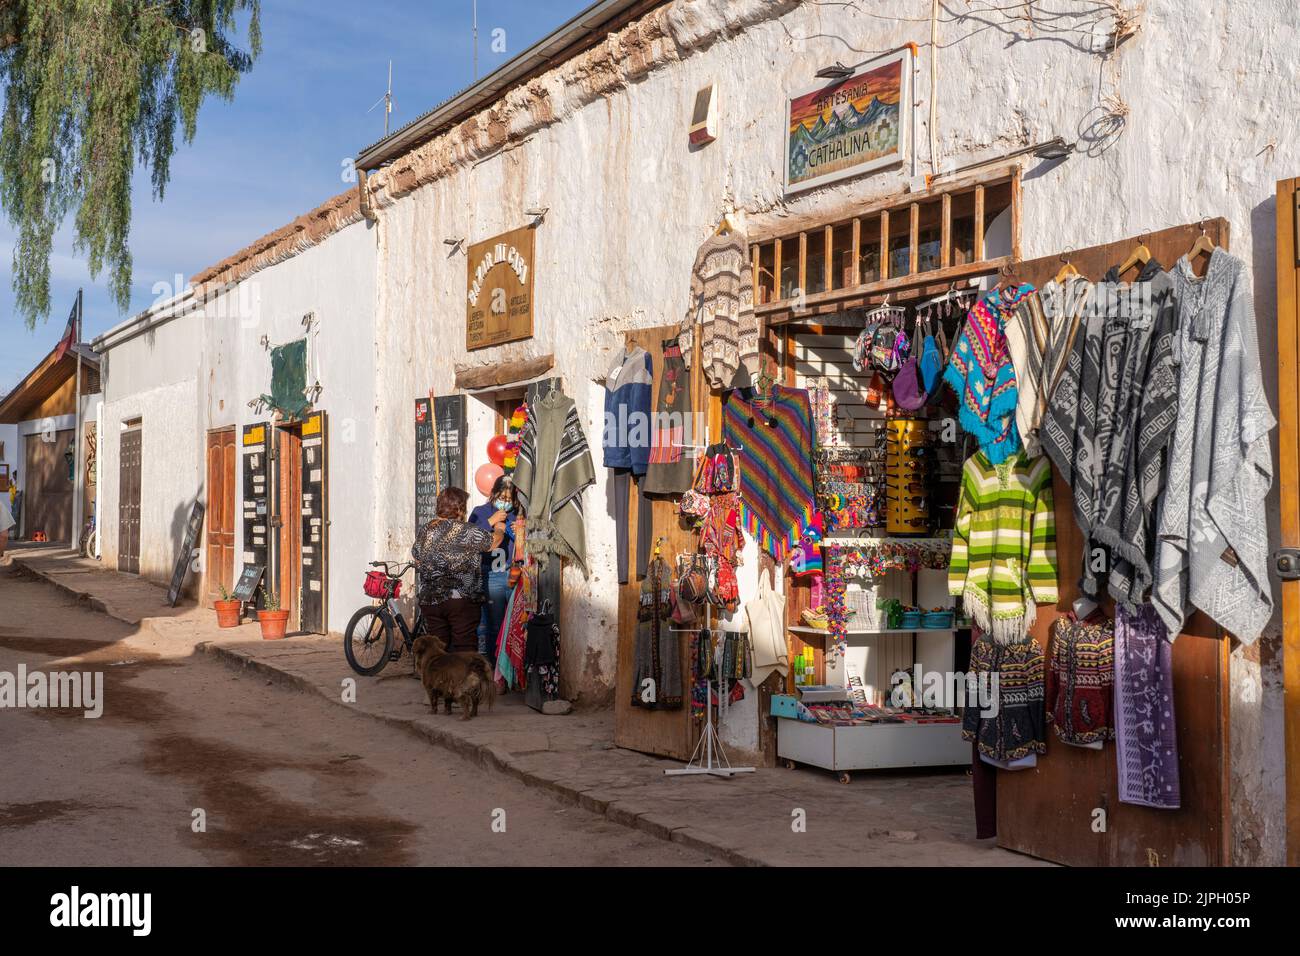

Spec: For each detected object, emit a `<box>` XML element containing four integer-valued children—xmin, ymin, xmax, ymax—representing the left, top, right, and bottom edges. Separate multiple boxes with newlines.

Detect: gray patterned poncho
<box><xmin>1151</xmin><ymin>250</ymin><xmax>1275</xmax><ymax>643</ymax></box>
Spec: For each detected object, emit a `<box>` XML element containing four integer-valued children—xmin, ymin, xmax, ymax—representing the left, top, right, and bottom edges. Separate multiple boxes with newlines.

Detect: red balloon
<box><xmin>487</xmin><ymin>434</ymin><xmax>509</xmax><ymax>466</ymax></box>
<box><xmin>475</xmin><ymin>463</ymin><xmax>504</xmax><ymax>497</ymax></box>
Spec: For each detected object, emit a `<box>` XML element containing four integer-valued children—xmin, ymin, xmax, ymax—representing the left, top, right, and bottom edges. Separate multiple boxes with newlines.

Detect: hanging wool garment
<box><xmin>631</xmin><ymin>557</ymin><xmax>682</xmax><ymax>709</ymax></box>
<box><xmin>1152</xmin><ymin>250</ymin><xmax>1276</xmax><ymax>644</ymax></box>
<box><xmin>1090</xmin><ymin>272</ymin><xmax>1179</xmax><ymax>611</ymax></box>
<box><xmin>948</xmin><ymin>451</ymin><xmax>1058</xmax><ymax>645</ymax></box>
<box><xmin>678</xmin><ymin>230</ymin><xmax>758</xmax><ymax>390</ymax></box>
<box><xmin>943</xmin><ymin>285</ymin><xmax>1035</xmax><ymax>464</ymax></box>
<box><xmin>1006</xmin><ymin>276</ymin><xmax>1091</xmax><ymax>457</ymax></box>
<box><xmin>1114</xmin><ymin>604</ymin><xmax>1179</xmax><ymax>809</ymax></box>
<box><xmin>721</xmin><ymin>384</ymin><xmax>816</xmax><ymax>561</ymax></box>
<box><xmin>962</xmin><ymin>635</ymin><xmax>1047</xmax><ymax>762</ymax></box>
<box><xmin>514</xmin><ymin>390</ymin><xmax>596</xmax><ymax>573</ymax></box>
<box><xmin>642</xmin><ymin>338</ymin><xmax>695</xmax><ymax>495</ymax></box>
<box><xmin>1046</xmin><ymin>617</ymin><xmax>1115</xmax><ymax>746</ymax></box>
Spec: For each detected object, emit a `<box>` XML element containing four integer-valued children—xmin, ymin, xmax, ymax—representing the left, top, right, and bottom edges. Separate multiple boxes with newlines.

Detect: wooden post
<box><xmin>941</xmin><ymin>192</ymin><xmax>953</xmax><ymax>269</ymax></box>
<box><xmin>773</xmin><ymin>238</ymin><xmax>783</xmax><ymax>301</ymax></box>
<box><xmin>851</xmin><ymin>218</ymin><xmax>862</xmax><ymax>286</ymax></box>
<box><xmin>973</xmin><ymin>185</ymin><xmax>986</xmax><ymax>262</ymax></box>
<box><xmin>909</xmin><ymin>202</ymin><xmax>920</xmax><ymax>276</ymax></box>
<box><xmin>880</xmin><ymin>210</ymin><xmax>890</xmax><ymax>281</ymax></box>
<box><xmin>824</xmin><ymin>224</ymin><xmax>834</xmax><ymax>291</ymax></box>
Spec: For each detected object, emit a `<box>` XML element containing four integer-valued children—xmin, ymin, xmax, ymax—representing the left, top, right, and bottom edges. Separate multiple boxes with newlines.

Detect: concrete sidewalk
<box><xmin>5</xmin><ymin>547</ymin><xmax>1045</xmax><ymax>867</ymax></box>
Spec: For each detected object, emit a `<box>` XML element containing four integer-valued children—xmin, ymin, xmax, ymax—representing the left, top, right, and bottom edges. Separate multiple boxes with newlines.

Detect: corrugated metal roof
<box><xmin>355</xmin><ymin>0</ymin><xmax>662</xmax><ymax>170</ymax></box>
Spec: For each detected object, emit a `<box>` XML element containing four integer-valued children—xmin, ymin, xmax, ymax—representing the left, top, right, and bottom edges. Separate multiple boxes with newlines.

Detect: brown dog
<box><xmin>411</xmin><ymin>635</ymin><xmax>496</xmax><ymax>720</ymax></box>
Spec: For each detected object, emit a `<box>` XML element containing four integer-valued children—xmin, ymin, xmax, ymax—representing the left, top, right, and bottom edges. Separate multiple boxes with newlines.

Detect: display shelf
<box><xmin>776</xmin><ymin>718</ymin><xmax>969</xmax><ymax>779</ymax></box>
<box><xmin>789</xmin><ymin>625</ymin><xmax>965</xmax><ymax>637</ymax></box>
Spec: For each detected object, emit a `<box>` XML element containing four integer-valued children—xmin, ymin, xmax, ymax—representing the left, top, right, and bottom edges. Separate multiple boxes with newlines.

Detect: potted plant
<box><xmin>214</xmin><ymin>584</ymin><xmax>242</xmax><ymax>629</ymax></box>
<box><xmin>257</xmin><ymin>586</ymin><xmax>290</xmax><ymax>641</ymax></box>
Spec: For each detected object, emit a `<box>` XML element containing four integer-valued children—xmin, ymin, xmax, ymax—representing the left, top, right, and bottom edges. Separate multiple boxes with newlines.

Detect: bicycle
<box><xmin>343</xmin><ymin>560</ymin><xmax>426</xmax><ymax>677</ymax></box>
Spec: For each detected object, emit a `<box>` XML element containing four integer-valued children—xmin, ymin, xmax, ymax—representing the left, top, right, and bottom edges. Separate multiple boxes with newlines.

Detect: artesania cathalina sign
<box><xmin>466</xmin><ymin>226</ymin><xmax>535</xmax><ymax>350</ymax></box>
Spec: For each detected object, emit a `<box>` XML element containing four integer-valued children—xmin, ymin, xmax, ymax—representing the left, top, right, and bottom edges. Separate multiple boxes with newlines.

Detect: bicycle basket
<box><xmin>364</xmin><ymin>570</ymin><xmax>400</xmax><ymax>600</ymax></box>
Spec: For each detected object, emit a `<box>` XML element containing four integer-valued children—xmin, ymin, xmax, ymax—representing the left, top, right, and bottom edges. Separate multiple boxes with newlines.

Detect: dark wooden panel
<box><xmin>996</xmin><ymin>221</ymin><xmax>1232</xmax><ymax>867</ymax></box>
<box><xmin>241</xmin><ymin>423</ymin><xmax>271</xmax><ymax>609</ymax></box>
<box><xmin>299</xmin><ymin>412</ymin><xmax>327</xmax><ymax>634</ymax></box>
<box><xmin>25</xmin><ymin>428</ymin><xmax>74</xmax><ymax>543</ymax></box>
<box><xmin>613</xmin><ymin>326</ymin><xmax>701</xmax><ymax>761</ymax></box>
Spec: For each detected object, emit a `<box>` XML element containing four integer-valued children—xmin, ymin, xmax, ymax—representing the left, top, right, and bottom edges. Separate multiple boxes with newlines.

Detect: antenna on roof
<box><xmin>367</xmin><ymin>60</ymin><xmax>394</xmax><ymax>135</ymax></box>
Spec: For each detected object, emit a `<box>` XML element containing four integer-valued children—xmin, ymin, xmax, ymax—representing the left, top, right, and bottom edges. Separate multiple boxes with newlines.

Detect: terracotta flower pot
<box><xmin>214</xmin><ymin>599</ymin><xmax>242</xmax><ymax>629</ymax></box>
<box><xmin>257</xmin><ymin>609</ymin><xmax>290</xmax><ymax>641</ymax></box>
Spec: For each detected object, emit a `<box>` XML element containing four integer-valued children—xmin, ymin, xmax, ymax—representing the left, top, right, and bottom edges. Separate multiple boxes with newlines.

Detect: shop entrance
<box><xmin>273</xmin><ymin>422</ymin><xmax>303</xmax><ymax>632</ymax></box>
<box><xmin>264</xmin><ymin>411</ymin><xmax>328</xmax><ymax>635</ymax></box>
<box><xmin>25</xmin><ymin>427</ymin><xmax>75</xmax><ymax>543</ymax></box>
<box><xmin>117</xmin><ymin>423</ymin><xmax>142</xmax><ymax>572</ymax></box>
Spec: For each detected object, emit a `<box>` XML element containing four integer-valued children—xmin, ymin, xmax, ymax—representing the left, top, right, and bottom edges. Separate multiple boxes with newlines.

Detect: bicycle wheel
<box><xmin>343</xmin><ymin>606</ymin><xmax>393</xmax><ymax>676</ymax></box>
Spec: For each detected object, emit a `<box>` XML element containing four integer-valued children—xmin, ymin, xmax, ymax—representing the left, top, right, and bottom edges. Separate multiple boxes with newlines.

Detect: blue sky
<box><xmin>0</xmin><ymin>0</ymin><xmax>590</xmax><ymax>393</ymax></box>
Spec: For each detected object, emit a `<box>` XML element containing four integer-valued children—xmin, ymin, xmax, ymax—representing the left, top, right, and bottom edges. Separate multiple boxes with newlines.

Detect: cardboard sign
<box><xmin>466</xmin><ymin>226</ymin><xmax>534</xmax><ymax>350</ymax></box>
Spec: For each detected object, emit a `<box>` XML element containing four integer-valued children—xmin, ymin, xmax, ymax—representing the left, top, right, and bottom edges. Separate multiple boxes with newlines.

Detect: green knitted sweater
<box><xmin>948</xmin><ymin>451</ymin><xmax>1058</xmax><ymax>644</ymax></box>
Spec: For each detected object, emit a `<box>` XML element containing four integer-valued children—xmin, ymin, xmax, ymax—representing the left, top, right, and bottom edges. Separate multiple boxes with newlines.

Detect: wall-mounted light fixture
<box><xmin>444</xmin><ymin>237</ymin><xmax>465</xmax><ymax>254</ymax></box>
<box><xmin>525</xmin><ymin>206</ymin><xmax>549</xmax><ymax>226</ymax></box>
<box><xmin>815</xmin><ymin>62</ymin><xmax>853</xmax><ymax>80</ymax></box>
<box><xmin>939</xmin><ymin>136</ymin><xmax>1077</xmax><ymax>181</ymax></box>
<box><xmin>304</xmin><ymin>380</ymin><xmax>323</xmax><ymax>405</ymax></box>
<box><xmin>1032</xmin><ymin>137</ymin><xmax>1075</xmax><ymax>161</ymax></box>
<box><xmin>258</xmin><ymin>334</ymin><xmax>270</xmax><ymax>351</ymax></box>
<box><xmin>301</xmin><ymin>311</ymin><xmax>316</xmax><ymax>330</ymax></box>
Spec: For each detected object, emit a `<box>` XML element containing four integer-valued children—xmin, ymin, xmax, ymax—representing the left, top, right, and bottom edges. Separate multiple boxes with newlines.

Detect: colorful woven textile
<box><xmin>722</xmin><ymin>384</ymin><xmax>816</xmax><ymax>561</ymax></box>
<box><xmin>1114</xmin><ymin>604</ymin><xmax>1179</xmax><ymax>809</ymax></box>
<box><xmin>1047</xmin><ymin>618</ymin><xmax>1115</xmax><ymax>746</ymax></box>
<box><xmin>962</xmin><ymin>635</ymin><xmax>1047</xmax><ymax>761</ymax></box>
<box><xmin>943</xmin><ymin>285</ymin><xmax>1034</xmax><ymax>464</ymax></box>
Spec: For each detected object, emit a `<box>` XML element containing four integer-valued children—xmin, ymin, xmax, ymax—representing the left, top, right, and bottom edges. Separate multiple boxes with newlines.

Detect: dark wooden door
<box><xmin>118</xmin><ymin>427</ymin><xmax>142</xmax><ymax>574</ymax></box>
<box><xmin>996</xmin><ymin>221</ymin><xmax>1233</xmax><ymax>866</ymax></box>
<box><xmin>205</xmin><ymin>429</ymin><xmax>236</xmax><ymax>604</ymax></box>
<box><xmin>299</xmin><ymin>412</ymin><xmax>327</xmax><ymax>634</ymax></box>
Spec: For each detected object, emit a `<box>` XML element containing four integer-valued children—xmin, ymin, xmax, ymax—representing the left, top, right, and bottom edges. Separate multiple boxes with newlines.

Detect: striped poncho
<box><xmin>721</xmin><ymin>385</ymin><xmax>815</xmax><ymax>561</ymax></box>
<box><xmin>948</xmin><ymin>451</ymin><xmax>1058</xmax><ymax>645</ymax></box>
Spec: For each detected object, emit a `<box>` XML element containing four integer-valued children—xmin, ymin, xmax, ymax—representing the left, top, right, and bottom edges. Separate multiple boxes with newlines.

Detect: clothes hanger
<box><xmin>1114</xmin><ymin>231</ymin><xmax>1152</xmax><ymax>278</ymax></box>
<box><xmin>1054</xmin><ymin>251</ymin><xmax>1081</xmax><ymax>284</ymax></box>
<box><xmin>1186</xmin><ymin>218</ymin><xmax>1215</xmax><ymax>262</ymax></box>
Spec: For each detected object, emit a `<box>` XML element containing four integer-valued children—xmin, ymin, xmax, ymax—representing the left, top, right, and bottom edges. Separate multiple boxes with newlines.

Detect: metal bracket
<box><xmin>1275</xmin><ymin>548</ymin><xmax>1300</xmax><ymax>581</ymax></box>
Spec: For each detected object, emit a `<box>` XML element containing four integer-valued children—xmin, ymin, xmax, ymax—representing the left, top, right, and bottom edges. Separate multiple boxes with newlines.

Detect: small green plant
<box><xmin>217</xmin><ymin>583</ymin><xmax>232</xmax><ymax>601</ymax></box>
<box><xmin>259</xmin><ymin>585</ymin><xmax>281</xmax><ymax>611</ymax></box>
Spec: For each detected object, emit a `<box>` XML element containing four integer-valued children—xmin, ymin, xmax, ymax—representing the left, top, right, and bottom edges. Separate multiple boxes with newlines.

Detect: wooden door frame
<box><xmin>1277</xmin><ymin>178</ymin><xmax>1300</xmax><ymax>867</ymax></box>
<box><xmin>117</xmin><ymin>423</ymin><xmax>142</xmax><ymax>574</ymax></box>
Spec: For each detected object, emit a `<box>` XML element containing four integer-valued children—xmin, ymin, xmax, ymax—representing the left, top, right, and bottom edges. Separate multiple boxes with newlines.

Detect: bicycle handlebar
<box><xmin>369</xmin><ymin>560</ymin><xmax>415</xmax><ymax>576</ymax></box>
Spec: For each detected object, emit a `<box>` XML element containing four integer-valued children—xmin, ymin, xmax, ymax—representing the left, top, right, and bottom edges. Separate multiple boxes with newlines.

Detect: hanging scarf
<box><xmin>494</xmin><ymin>559</ymin><xmax>536</xmax><ymax>690</ymax></box>
<box><xmin>721</xmin><ymin>384</ymin><xmax>816</xmax><ymax>561</ymax></box>
<box><xmin>1114</xmin><ymin>604</ymin><xmax>1179</xmax><ymax>809</ymax></box>
<box><xmin>943</xmin><ymin>285</ymin><xmax>1034</xmax><ymax>464</ymax></box>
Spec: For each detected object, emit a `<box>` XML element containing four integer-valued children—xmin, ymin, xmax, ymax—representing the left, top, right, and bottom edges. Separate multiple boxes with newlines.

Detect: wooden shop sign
<box><xmin>466</xmin><ymin>226</ymin><xmax>534</xmax><ymax>350</ymax></box>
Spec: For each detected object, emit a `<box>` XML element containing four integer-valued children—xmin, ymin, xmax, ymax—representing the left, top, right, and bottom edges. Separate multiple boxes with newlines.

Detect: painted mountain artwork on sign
<box><xmin>785</xmin><ymin>51</ymin><xmax>910</xmax><ymax>193</ymax></box>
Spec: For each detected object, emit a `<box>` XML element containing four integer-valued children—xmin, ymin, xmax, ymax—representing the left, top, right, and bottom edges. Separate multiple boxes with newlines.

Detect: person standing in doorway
<box><xmin>469</xmin><ymin>476</ymin><xmax>524</xmax><ymax>666</ymax></box>
<box><xmin>412</xmin><ymin>486</ymin><xmax>505</xmax><ymax>654</ymax></box>
<box><xmin>8</xmin><ymin>471</ymin><xmax>18</xmax><ymax>541</ymax></box>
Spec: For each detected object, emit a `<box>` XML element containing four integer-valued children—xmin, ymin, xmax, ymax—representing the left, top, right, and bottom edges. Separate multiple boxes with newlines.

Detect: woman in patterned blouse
<box><xmin>412</xmin><ymin>486</ymin><xmax>506</xmax><ymax>654</ymax></box>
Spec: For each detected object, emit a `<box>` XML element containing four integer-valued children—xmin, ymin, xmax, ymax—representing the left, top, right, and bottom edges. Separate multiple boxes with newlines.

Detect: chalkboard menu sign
<box><xmin>415</xmin><ymin>398</ymin><xmax>437</xmax><ymax>530</ymax></box>
<box><xmin>166</xmin><ymin>501</ymin><xmax>205</xmax><ymax>607</ymax></box>
<box><xmin>231</xmin><ymin>563</ymin><xmax>264</xmax><ymax>602</ymax></box>
<box><xmin>242</xmin><ymin>422</ymin><xmax>271</xmax><ymax>609</ymax></box>
<box><xmin>415</xmin><ymin>395</ymin><xmax>467</xmax><ymax>530</ymax></box>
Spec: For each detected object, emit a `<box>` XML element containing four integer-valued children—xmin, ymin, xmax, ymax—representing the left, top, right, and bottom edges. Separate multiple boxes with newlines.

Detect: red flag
<box><xmin>53</xmin><ymin>299</ymin><xmax>77</xmax><ymax>360</ymax></box>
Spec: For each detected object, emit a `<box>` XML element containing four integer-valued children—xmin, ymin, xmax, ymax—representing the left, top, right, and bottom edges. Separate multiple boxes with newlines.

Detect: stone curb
<box><xmin>13</xmin><ymin>553</ymin><xmax>767</xmax><ymax>867</ymax></box>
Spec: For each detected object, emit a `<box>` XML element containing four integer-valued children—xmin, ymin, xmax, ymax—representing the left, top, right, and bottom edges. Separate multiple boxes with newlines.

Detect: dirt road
<box><xmin>0</xmin><ymin>566</ymin><xmax>718</xmax><ymax>866</ymax></box>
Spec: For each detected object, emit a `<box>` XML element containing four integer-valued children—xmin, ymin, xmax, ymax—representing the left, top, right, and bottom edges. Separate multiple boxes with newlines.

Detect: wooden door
<box><xmin>299</xmin><ymin>412</ymin><xmax>327</xmax><ymax>634</ymax></box>
<box><xmin>613</xmin><ymin>327</ymin><xmax>702</xmax><ymax>761</ymax></box>
<box><xmin>24</xmin><ymin>428</ymin><xmax>75</xmax><ymax>543</ymax></box>
<box><xmin>1277</xmin><ymin>178</ymin><xmax>1300</xmax><ymax>867</ymax></box>
<box><xmin>274</xmin><ymin>425</ymin><xmax>303</xmax><ymax>632</ymax></box>
<box><xmin>205</xmin><ymin>428</ymin><xmax>236</xmax><ymax>605</ymax></box>
<box><xmin>996</xmin><ymin>222</ymin><xmax>1233</xmax><ymax>866</ymax></box>
<box><xmin>117</xmin><ymin>427</ymin><xmax>142</xmax><ymax>573</ymax></box>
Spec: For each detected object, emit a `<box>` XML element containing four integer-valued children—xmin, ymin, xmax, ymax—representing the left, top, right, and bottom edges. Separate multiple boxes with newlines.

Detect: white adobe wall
<box><xmin>202</xmin><ymin>220</ymin><xmax>379</xmax><ymax>633</ymax></box>
<box><xmin>98</xmin><ymin>310</ymin><xmax>204</xmax><ymax>584</ymax></box>
<box><xmin>368</xmin><ymin>0</ymin><xmax>1298</xmax><ymax>856</ymax></box>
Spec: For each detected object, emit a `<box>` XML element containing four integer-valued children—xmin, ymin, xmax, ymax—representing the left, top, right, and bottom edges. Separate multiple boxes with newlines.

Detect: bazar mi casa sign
<box><xmin>466</xmin><ymin>226</ymin><xmax>535</xmax><ymax>350</ymax></box>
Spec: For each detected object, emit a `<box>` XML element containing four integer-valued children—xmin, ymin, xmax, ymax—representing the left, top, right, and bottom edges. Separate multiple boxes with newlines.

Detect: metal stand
<box><xmin>665</xmin><ymin>675</ymin><xmax>755</xmax><ymax>777</ymax></box>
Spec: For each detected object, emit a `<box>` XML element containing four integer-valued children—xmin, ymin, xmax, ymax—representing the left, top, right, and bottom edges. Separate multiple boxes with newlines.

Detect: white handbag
<box><xmin>744</xmin><ymin>570</ymin><xmax>788</xmax><ymax>687</ymax></box>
